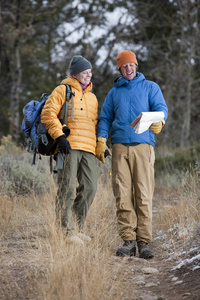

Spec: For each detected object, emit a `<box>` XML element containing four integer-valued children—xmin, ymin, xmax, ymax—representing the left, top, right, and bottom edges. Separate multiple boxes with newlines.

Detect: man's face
<box><xmin>120</xmin><ymin>63</ymin><xmax>137</xmax><ymax>80</ymax></box>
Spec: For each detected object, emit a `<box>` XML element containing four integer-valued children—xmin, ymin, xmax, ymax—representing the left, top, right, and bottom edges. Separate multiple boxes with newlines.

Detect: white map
<box><xmin>130</xmin><ymin>111</ymin><xmax>165</xmax><ymax>134</ymax></box>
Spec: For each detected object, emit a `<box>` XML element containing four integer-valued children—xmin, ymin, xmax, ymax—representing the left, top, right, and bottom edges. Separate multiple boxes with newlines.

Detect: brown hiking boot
<box><xmin>116</xmin><ymin>240</ymin><xmax>136</xmax><ymax>257</ymax></box>
<box><xmin>137</xmin><ymin>241</ymin><xmax>154</xmax><ymax>259</ymax></box>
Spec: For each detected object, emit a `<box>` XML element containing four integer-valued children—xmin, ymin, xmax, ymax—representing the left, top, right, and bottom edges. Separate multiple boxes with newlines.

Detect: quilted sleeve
<box><xmin>41</xmin><ymin>85</ymin><xmax>66</xmax><ymax>140</ymax></box>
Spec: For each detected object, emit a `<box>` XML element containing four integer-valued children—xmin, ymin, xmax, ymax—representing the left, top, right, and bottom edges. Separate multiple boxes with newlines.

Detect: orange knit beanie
<box><xmin>116</xmin><ymin>50</ymin><xmax>138</xmax><ymax>70</ymax></box>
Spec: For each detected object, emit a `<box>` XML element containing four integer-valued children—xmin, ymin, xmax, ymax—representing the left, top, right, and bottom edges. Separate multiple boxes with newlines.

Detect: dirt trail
<box><xmin>105</xmin><ymin>185</ymin><xmax>200</xmax><ymax>300</ymax></box>
<box><xmin>109</xmin><ymin>238</ymin><xmax>200</xmax><ymax>300</ymax></box>
<box><xmin>1</xmin><ymin>230</ymin><xmax>199</xmax><ymax>300</ymax></box>
<box><xmin>0</xmin><ymin>192</ymin><xmax>200</xmax><ymax>300</ymax></box>
<box><xmin>108</xmin><ymin>190</ymin><xmax>200</xmax><ymax>300</ymax></box>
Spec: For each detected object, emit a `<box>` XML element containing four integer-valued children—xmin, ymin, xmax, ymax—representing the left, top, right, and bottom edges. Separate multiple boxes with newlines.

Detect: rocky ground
<box><xmin>108</xmin><ymin>191</ymin><xmax>200</xmax><ymax>300</ymax></box>
<box><xmin>0</xmin><ymin>192</ymin><xmax>200</xmax><ymax>300</ymax></box>
<box><xmin>1</xmin><ymin>231</ymin><xmax>200</xmax><ymax>300</ymax></box>
<box><xmin>109</xmin><ymin>237</ymin><xmax>200</xmax><ymax>300</ymax></box>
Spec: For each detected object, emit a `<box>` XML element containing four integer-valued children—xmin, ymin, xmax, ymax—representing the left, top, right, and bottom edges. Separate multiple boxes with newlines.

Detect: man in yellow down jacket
<box><xmin>41</xmin><ymin>55</ymin><xmax>98</xmax><ymax>241</ymax></box>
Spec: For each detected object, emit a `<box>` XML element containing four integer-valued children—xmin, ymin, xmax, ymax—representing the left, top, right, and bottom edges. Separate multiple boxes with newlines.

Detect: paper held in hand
<box><xmin>130</xmin><ymin>111</ymin><xmax>165</xmax><ymax>134</ymax></box>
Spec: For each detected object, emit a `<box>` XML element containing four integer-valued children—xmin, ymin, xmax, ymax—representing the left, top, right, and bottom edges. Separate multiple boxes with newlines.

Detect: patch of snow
<box><xmin>192</xmin><ymin>265</ymin><xmax>200</xmax><ymax>271</ymax></box>
<box><xmin>172</xmin><ymin>254</ymin><xmax>200</xmax><ymax>270</ymax></box>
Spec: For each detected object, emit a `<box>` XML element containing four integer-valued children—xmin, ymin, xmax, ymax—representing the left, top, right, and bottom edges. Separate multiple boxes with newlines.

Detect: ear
<box><xmin>72</xmin><ymin>75</ymin><xmax>76</xmax><ymax>79</ymax></box>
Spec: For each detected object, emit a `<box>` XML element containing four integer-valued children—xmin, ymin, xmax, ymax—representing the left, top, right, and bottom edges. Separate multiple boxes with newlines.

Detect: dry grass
<box><xmin>0</xmin><ymin>144</ymin><xmax>129</xmax><ymax>299</ymax></box>
<box><xmin>41</xmin><ymin>177</ymin><xmax>121</xmax><ymax>300</ymax></box>
<box><xmin>1</xmin><ymin>136</ymin><xmax>200</xmax><ymax>299</ymax></box>
<box><xmin>154</xmin><ymin>171</ymin><xmax>200</xmax><ymax>254</ymax></box>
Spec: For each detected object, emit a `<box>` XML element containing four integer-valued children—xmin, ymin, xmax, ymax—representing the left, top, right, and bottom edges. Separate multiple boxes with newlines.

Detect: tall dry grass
<box><xmin>0</xmin><ymin>173</ymin><xmax>132</xmax><ymax>300</ymax></box>
<box><xmin>39</xmin><ymin>171</ymin><xmax>122</xmax><ymax>300</ymax></box>
<box><xmin>154</xmin><ymin>168</ymin><xmax>200</xmax><ymax>255</ymax></box>
<box><xmin>0</xmin><ymin>136</ymin><xmax>134</xmax><ymax>299</ymax></box>
<box><xmin>0</xmin><ymin>136</ymin><xmax>200</xmax><ymax>299</ymax></box>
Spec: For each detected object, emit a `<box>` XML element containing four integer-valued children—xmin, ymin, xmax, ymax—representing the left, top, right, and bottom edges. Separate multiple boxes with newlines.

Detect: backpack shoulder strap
<box><xmin>60</xmin><ymin>84</ymin><xmax>73</xmax><ymax>126</ymax></box>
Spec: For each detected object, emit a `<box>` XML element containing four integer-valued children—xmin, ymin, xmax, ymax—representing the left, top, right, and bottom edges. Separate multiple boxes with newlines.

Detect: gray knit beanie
<box><xmin>69</xmin><ymin>55</ymin><xmax>92</xmax><ymax>75</ymax></box>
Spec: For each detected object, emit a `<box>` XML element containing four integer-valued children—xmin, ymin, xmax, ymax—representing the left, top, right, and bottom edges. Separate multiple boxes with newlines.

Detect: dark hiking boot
<box><xmin>116</xmin><ymin>240</ymin><xmax>136</xmax><ymax>257</ymax></box>
<box><xmin>137</xmin><ymin>241</ymin><xmax>154</xmax><ymax>259</ymax></box>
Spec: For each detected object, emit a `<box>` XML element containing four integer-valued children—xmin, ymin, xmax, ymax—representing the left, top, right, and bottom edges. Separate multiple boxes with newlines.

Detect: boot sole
<box><xmin>116</xmin><ymin>247</ymin><xmax>136</xmax><ymax>257</ymax></box>
<box><xmin>139</xmin><ymin>250</ymin><xmax>154</xmax><ymax>259</ymax></box>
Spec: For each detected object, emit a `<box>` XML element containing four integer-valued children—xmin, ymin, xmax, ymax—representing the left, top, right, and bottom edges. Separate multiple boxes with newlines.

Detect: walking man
<box><xmin>96</xmin><ymin>50</ymin><xmax>168</xmax><ymax>258</ymax></box>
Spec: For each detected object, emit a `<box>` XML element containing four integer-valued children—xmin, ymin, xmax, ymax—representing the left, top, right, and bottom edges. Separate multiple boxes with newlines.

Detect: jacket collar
<box><xmin>113</xmin><ymin>72</ymin><xmax>145</xmax><ymax>88</ymax></box>
<box><xmin>61</xmin><ymin>76</ymin><xmax>93</xmax><ymax>92</ymax></box>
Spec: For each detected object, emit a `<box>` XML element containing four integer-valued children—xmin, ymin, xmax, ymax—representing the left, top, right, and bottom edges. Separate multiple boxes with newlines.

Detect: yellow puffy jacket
<box><xmin>41</xmin><ymin>76</ymin><xmax>98</xmax><ymax>155</ymax></box>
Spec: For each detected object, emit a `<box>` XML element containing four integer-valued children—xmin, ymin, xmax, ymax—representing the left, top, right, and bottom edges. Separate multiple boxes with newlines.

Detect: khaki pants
<box><xmin>56</xmin><ymin>150</ymin><xmax>98</xmax><ymax>231</ymax></box>
<box><xmin>112</xmin><ymin>143</ymin><xmax>155</xmax><ymax>243</ymax></box>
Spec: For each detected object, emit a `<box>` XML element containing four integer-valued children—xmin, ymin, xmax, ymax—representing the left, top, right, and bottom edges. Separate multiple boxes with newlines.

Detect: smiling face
<box><xmin>73</xmin><ymin>69</ymin><xmax>92</xmax><ymax>86</ymax></box>
<box><xmin>120</xmin><ymin>63</ymin><xmax>137</xmax><ymax>80</ymax></box>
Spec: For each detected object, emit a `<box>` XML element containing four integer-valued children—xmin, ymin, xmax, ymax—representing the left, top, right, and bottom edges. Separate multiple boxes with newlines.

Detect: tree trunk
<box><xmin>10</xmin><ymin>38</ymin><xmax>22</xmax><ymax>142</ymax></box>
<box><xmin>180</xmin><ymin>55</ymin><xmax>193</xmax><ymax>148</ymax></box>
<box><xmin>9</xmin><ymin>0</ymin><xmax>22</xmax><ymax>143</ymax></box>
<box><xmin>179</xmin><ymin>1</ymin><xmax>198</xmax><ymax>147</ymax></box>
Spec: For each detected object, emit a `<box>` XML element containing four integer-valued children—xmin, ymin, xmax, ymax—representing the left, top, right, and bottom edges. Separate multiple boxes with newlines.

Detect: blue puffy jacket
<box><xmin>97</xmin><ymin>72</ymin><xmax>168</xmax><ymax>147</ymax></box>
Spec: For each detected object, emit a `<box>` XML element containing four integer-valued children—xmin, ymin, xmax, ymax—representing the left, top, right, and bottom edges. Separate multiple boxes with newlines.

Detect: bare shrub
<box><xmin>0</xmin><ymin>135</ymin><xmax>54</xmax><ymax>196</ymax></box>
<box><xmin>155</xmin><ymin>169</ymin><xmax>200</xmax><ymax>253</ymax></box>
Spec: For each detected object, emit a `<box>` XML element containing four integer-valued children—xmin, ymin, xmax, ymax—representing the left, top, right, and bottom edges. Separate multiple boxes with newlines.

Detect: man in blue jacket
<box><xmin>96</xmin><ymin>50</ymin><xmax>168</xmax><ymax>259</ymax></box>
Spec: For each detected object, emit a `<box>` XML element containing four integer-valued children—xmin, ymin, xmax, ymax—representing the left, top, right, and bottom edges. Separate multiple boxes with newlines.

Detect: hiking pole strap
<box><xmin>41</xmin><ymin>133</ymin><xmax>49</xmax><ymax>146</ymax></box>
<box><xmin>57</xmin><ymin>152</ymin><xmax>64</xmax><ymax>170</ymax></box>
<box><xmin>32</xmin><ymin>148</ymin><xmax>37</xmax><ymax>165</ymax></box>
<box><xmin>50</xmin><ymin>154</ymin><xmax>53</xmax><ymax>173</ymax></box>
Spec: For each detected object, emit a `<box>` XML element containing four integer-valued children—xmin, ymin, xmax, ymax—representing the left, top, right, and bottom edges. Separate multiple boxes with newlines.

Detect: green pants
<box><xmin>112</xmin><ymin>143</ymin><xmax>155</xmax><ymax>243</ymax></box>
<box><xmin>56</xmin><ymin>150</ymin><xmax>98</xmax><ymax>231</ymax></box>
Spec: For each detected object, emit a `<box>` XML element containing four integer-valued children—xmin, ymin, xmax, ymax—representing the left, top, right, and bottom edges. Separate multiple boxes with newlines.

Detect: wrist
<box><xmin>56</xmin><ymin>134</ymin><xmax>66</xmax><ymax>142</ymax></box>
<box><xmin>161</xmin><ymin>119</ymin><xmax>165</xmax><ymax>126</ymax></box>
<box><xmin>97</xmin><ymin>136</ymin><xmax>106</xmax><ymax>144</ymax></box>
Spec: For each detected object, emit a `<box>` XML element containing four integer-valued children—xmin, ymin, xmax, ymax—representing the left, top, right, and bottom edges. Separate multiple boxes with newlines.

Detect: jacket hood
<box><xmin>61</xmin><ymin>76</ymin><xmax>93</xmax><ymax>92</ymax></box>
<box><xmin>113</xmin><ymin>72</ymin><xmax>145</xmax><ymax>88</ymax></box>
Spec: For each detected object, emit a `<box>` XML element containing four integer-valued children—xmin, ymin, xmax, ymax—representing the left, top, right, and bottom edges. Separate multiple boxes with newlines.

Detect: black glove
<box><xmin>62</xmin><ymin>125</ymin><xmax>70</xmax><ymax>137</ymax></box>
<box><xmin>56</xmin><ymin>135</ymin><xmax>71</xmax><ymax>154</ymax></box>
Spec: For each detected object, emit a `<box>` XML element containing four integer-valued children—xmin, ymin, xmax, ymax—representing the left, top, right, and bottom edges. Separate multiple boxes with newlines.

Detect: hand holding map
<box><xmin>130</xmin><ymin>111</ymin><xmax>165</xmax><ymax>134</ymax></box>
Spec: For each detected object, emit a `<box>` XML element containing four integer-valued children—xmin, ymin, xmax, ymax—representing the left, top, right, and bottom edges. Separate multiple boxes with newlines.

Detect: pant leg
<box><xmin>132</xmin><ymin>144</ymin><xmax>155</xmax><ymax>243</ymax></box>
<box><xmin>73</xmin><ymin>152</ymin><xmax>98</xmax><ymax>229</ymax></box>
<box><xmin>112</xmin><ymin>144</ymin><xmax>137</xmax><ymax>241</ymax></box>
<box><xmin>56</xmin><ymin>150</ymin><xmax>79</xmax><ymax>231</ymax></box>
